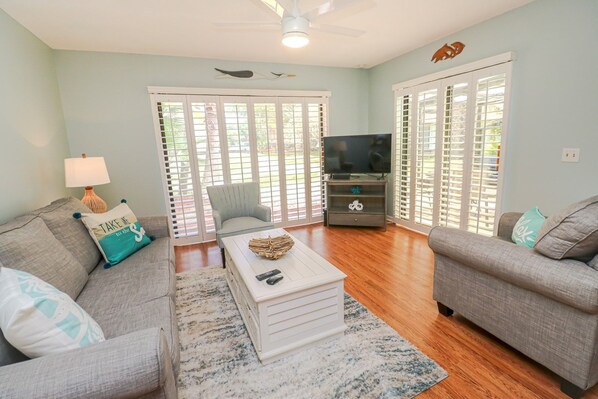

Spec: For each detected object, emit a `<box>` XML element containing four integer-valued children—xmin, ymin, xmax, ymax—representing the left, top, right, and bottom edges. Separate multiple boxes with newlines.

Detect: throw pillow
<box><xmin>511</xmin><ymin>207</ymin><xmax>546</xmax><ymax>248</ymax></box>
<box><xmin>534</xmin><ymin>195</ymin><xmax>598</xmax><ymax>261</ymax></box>
<box><xmin>32</xmin><ymin>197</ymin><xmax>102</xmax><ymax>273</ymax></box>
<box><xmin>588</xmin><ymin>253</ymin><xmax>598</xmax><ymax>271</ymax></box>
<box><xmin>77</xmin><ymin>202</ymin><xmax>151</xmax><ymax>267</ymax></box>
<box><xmin>0</xmin><ymin>267</ymin><xmax>105</xmax><ymax>358</ymax></box>
<box><xmin>0</xmin><ymin>215</ymin><xmax>88</xmax><ymax>299</ymax></box>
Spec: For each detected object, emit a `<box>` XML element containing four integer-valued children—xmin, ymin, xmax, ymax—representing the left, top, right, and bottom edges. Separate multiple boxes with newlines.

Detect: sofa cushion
<box><xmin>90</xmin><ymin>297</ymin><xmax>179</xmax><ymax>375</ymax></box>
<box><xmin>76</xmin><ymin>258</ymin><xmax>175</xmax><ymax>315</ymax></box>
<box><xmin>534</xmin><ymin>195</ymin><xmax>598</xmax><ymax>261</ymax></box>
<box><xmin>0</xmin><ymin>216</ymin><xmax>88</xmax><ymax>299</ymax></box>
<box><xmin>589</xmin><ymin>253</ymin><xmax>598</xmax><ymax>271</ymax></box>
<box><xmin>32</xmin><ymin>198</ymin><xmax>101</xmax><ymax>274</ymax></box>
<box><xmin>123</xmin><ymin>237</ymin><xmax>174</xmax><ymax>268</ymax></box>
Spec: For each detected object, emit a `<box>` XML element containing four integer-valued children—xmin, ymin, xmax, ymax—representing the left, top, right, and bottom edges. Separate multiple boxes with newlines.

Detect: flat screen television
<box><xmin>323</xmin><ymin>134</ymin><xmax>392</xmax><ymax>176</ymax></box>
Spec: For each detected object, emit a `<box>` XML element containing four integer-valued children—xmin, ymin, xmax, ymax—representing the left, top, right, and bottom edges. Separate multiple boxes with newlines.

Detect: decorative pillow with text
<box><xmin>77</xmin><ymin>202</ymin><xmax>151</xmax><ymax>267</ymax></box>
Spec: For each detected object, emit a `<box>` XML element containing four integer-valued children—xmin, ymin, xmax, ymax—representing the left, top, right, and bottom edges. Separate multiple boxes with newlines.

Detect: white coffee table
<box><xmin>221</xmin><ymin>228</ymin><xmax>347</xmax><ymax>364</ymax></box>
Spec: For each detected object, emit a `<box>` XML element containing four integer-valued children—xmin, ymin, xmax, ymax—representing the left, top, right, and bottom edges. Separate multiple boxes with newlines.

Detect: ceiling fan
<box><xmin>214</xmin><ymin>0</ymin><xmax>367</xmax><ymax>48</ymax></box>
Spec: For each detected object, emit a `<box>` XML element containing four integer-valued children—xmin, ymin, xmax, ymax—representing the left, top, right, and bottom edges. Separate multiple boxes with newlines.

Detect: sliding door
<box><xmin>394</xmin><ymin>64</ymin><xmax>511</xmax><ymax>235</ymax></box>
<box><xmin>151</xmin><ymin>94</ymin><xmax>327</xmax><ymax>245</ymax></box>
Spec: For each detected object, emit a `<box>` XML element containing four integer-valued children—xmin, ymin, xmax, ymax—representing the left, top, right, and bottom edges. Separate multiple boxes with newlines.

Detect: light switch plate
<box><xmin>562</xmin><ymin>148</ymin><xmax>580</xmax><ymax>163</ymax></box>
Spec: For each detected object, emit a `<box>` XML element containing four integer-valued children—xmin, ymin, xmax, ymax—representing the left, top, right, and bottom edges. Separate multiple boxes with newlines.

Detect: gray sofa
<box><xmin>0</xmin><ymin>198</ymin><xmax>179</xmax><ymax>398</ymax></box>
<box><xmin>429</xmin><ymin>213</ymin><xmax>598</xmax><ymax>398</ymax></box>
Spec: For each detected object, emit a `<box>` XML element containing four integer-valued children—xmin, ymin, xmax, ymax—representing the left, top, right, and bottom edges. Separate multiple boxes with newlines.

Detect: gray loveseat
<box><xmin>0</xmin><ymin>198</ymin><xmax>179</xmax><ymax>398</ymax></box>
<box><xmin>429</xmin><ymin>213</ymin><xmax>598</xmax><ymax>398</ymax></box>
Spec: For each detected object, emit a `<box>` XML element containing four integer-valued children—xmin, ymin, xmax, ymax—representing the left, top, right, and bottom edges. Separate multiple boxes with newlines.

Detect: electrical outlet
<box><xmin>562</xmin><ymin>148</ymin><xmax>580</xmax><ymax>163</ymax></box>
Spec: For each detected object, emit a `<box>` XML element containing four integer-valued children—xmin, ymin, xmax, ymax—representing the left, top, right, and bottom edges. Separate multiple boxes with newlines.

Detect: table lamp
<box><xmin>64</xmin><ymin>153</ymin><xmax>110</xmax><ymax>213</ymax></box>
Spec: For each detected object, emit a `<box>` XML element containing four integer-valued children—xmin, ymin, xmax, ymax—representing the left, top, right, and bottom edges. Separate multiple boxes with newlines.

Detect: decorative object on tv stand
<box><xmin>64</xmin><ymin>153</ymin><xmax>110</xmax><ymax>213</ymax></box>
<box><xmin>248</xmin><ymin>234</ymin><xmax>294</xmax><ymax>260</ymax></box>
<box><xmin>348</xmin><ymin>200</ymin><xmax>364</xmax><ymax>211</ymax></box>
<box><xmin>350</xmin><ymin>186</ymin><xmax>362</xmax><ymax>194</ymax></box>
<box><xmin>215</xmin><ymin>68</ymin><xmax>296</xmax><ymax>80</ymax></box>
<box><xmin>431</xmin><ymin>41</ymin><xmax>465</xmax><ymax>63</ymax></box>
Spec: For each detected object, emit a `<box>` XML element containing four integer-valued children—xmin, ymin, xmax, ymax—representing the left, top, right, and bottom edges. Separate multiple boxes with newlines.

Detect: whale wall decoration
<box><xmin>215</xmin><ymin>68</ymin><xmax>296</xmax><ymax>80</ymax></box>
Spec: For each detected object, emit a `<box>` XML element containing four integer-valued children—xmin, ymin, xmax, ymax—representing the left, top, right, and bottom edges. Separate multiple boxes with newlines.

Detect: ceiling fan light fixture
<box><xmin>282</xmin><ymin>31</ymin><xmax>309</xmax><ymax>48</ymax></box>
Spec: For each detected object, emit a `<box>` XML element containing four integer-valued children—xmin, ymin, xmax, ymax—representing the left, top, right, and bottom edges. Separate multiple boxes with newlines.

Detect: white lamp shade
<box><xmin>64</xmin><ymin>156</ymin><xmax>110</xmax><ymax>188</ymax></box>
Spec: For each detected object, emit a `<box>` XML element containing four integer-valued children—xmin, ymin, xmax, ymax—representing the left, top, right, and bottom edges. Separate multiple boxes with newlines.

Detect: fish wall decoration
<box><xmin>431</xmin><ymin>42</ymin><xmax>465</xmax><ymax>63</ymax></box>
<box><xmin>215</xmin><ymin>68</ymin><xmax>296</xmax><ymax>80</ymax></box>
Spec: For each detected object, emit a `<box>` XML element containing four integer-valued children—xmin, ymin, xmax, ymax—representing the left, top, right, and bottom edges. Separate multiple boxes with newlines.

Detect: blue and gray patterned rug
<box><xmin>176</xmin><ymin>266</ymin><xmax>447</xmax><ymax>399</ymax></box>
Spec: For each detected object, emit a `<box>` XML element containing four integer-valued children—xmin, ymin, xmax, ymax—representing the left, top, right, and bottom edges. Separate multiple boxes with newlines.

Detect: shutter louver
<box><xmin>157</xmin><ymin>101</ymin><xmax>199</xmax><ymax>239</ymax></box>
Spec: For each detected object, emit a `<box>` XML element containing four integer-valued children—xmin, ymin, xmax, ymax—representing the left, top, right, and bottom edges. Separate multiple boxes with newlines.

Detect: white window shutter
<box><xmin>393</xmin><ymin>63</ymin><xmax>511</xmax><ymax>235</ymax></box>
<box><xmin>155</xmin><ymin>99</ymin><xmax>200</xmax><ymax>240</ymax></box>
<box><xmin>253</xmin><ymin>100</ymin><xmax>283</xmax><ymax>223</ymax></box>
<box><xmin>152</xmin><ymin>92</ymin><xmax>327</xmax><ymax>244</ymax></box>
<box><xmin>395</xmin><ymin>93</ymin><xmax>412</xmax><ymax>222</ymax></box>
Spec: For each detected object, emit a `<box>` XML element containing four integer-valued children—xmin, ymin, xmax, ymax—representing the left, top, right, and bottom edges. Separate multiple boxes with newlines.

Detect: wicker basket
<box><xmin>248</xmin><ymin>234</ymin><xmax>294</xmax><ymax>260</ymax></box>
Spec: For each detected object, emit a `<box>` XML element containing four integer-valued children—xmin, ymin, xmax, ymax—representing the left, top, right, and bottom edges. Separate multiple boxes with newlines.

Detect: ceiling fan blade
<box><xmin>310</xmin><ymin>23</ymin><xmax>365</xmax><ymax>37</ymax></box>
<box><xmin>252</xmin><ymin>0</ymin><xmax>297</xmax><ymax>18</ymax></box>
<box><xmin>303</xmin><ymin>0</ymin><xmax>365</xmax><ymax>21</ymax></box>
<box><xmin>213</xmin><ymin>21</ymin><xmax>280</xmax><ymax>30</ymax></box>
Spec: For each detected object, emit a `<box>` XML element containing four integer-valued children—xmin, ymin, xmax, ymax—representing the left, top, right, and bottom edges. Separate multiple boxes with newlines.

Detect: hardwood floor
<box><xmin>175</xmin><ymin>223</ymin><xmax>597</xmax><ymax>399</ymax></box>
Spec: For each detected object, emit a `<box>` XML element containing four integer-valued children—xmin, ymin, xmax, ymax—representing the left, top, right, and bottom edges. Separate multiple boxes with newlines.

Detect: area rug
<box><xmin>176</xmin><ymin>266</ymin><xmax>447</xmax><ymax>399</ymax></box>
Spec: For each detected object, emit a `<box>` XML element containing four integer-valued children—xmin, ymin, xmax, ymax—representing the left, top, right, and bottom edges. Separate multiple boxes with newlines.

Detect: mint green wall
<box><xmin>54</xmin><ymin>51</ymin><xmax>369</xmax><ymax>215</ymax></box>
<box><xmin>368</xmin><ymin>0</ymin><xmax>598</xmax><ymax>215</ymax></box>
<box><xmin>0</xmin><ymin>10</ymin><xmax>70</xmax><ymax>223</ymax></box>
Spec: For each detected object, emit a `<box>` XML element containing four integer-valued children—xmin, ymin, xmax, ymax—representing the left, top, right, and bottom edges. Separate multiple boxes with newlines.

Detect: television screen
<box><xmin>323</xmin><ymin>134</ymin><xmax>392</xmax><ymax>174</ymax></box>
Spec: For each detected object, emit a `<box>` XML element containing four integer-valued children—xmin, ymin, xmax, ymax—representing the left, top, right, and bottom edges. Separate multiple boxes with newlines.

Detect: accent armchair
<box><xmin>207</xmin><ymin>182</ymin><xmax>274</xmax><ymax>267</ymax></box>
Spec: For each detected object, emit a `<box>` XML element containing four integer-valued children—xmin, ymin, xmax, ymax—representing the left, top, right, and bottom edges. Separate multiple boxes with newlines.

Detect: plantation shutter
<box><xmin>394</xmin><ymin>94</ymin><xmax>412</xmax><ymax>221</ymax></box>
<box><xmin>189</xmin><ymin>97</ymin><xmax>225</xmax><ymax>234</ymax></box>
<box><xmin>154</xmin><ymin>98</ymin><xmax>200</xmax><ymax>241</ymax></box>
<box><xmin>393</xmin><ymin>62</ymin><xmax>511</xmax><ymax>235</ymax></box>
<box><xmin>414</xmin><ymin>87</ymin><xmax>438</xmax><ymax>227</ymax></box>
<box><xmin>439</xmin><ymin>80</ymin><xmax>470</xmax><ymax>229</ymax></box>
<box><xmin>253</xmin><ymin>99</ymin><xmax>283</xmax><ymax>223</ymax></box>
<box><xmin>223</xmin><ymin>100</ymin><xmax>253</xmax><ymax>184</ymax></box>
<box><xmin>151</xmin><ymin>90</ymin><xmax>328</xmax><ymax>244</ymax></box>
<box><xmin>467</xmin><ymin>71</ymin><xmax>507</xmax><ymax>235</ymax></box>
<box><xmin>281</xmin><ymin>100</ymin><xmax>307</xmax><ymax>222</ymax></box>
<box><xmin>306</xmin><ymin>101</ymin><xmax>327</xmax><ymax>218</ymax></box>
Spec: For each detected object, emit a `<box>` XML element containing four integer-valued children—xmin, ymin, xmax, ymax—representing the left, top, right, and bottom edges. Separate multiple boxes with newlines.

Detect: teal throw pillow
<box><xmin>512</xmin><ymin>207</ymin><xmax>546</xmax><ymax>248</ymax></box>
<box><xmin>77</xmin><ymin>202</ymin><xmax>151</xmax><ymax>267</ymax></box>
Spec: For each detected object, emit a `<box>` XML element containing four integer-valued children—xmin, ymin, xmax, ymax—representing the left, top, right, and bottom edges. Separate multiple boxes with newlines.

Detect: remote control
<box><xmin>255</xmin><ymin>269</ymin><xmax>281</xmax><ymax>281</ymax></box>
<box><xmin>266</xmin><ymin>275</ymin><xmax>284</xmax><ymax>285</ymax></box>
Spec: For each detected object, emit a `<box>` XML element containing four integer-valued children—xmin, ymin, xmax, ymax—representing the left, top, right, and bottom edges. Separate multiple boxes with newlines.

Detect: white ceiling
<box><xmin>0</xmin><ymin>0</ymin><xmax>533</xmax><ymax>68</ymax></box>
